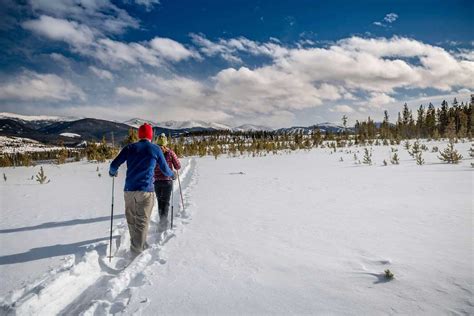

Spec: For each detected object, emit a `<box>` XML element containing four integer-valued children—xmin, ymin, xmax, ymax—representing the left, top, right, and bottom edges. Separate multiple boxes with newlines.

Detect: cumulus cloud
<box><xmin>190</xmin><ymin>33</ymin><xmax>288</xmax><ymax>63</ymax></box>
<box><xmin>23</xmin><ymin>15</ymin><xmax>95</xmax><ymax>46</ymax></box>
<box><xmin>150</xmin><ymin>37</ymin><xmax>200</xmax><ymax>62</ymax></box>
<box><xmin>29</xmin><ymin>0</ymin><xmax>139</xmax><ymax>34</ymax></box>
<box><xmin>89</xmin><ymin>66</ymin><xmax>113</xmax><ymax>80</ymax></box>
<box><xmin>23</xmin><ymin>17</ymin><xmax>199</xmax><ymax>67</ymax></box>
<box><xmin>110</xmin><ymin>35</ymin><xmax>473</xmax><ymax>125</ymax></box>
<box><xmin>0</xmin><ymin>71</ymin><xmax>85</xmax><ymax>101</ymax></box>
<box><xmin>330</xmin><ymin>105</ymin><xmax>355</xmax><ymax>113</ymax></box>
<box><xmin>365</xmin><ymin>92</ymin><xmax>396</xmax><ymax>108</ymax></box>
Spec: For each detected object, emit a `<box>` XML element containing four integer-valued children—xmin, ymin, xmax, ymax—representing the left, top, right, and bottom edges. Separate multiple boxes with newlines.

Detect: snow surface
<box><xmin>0</xmin><ymin>136</ymin><xmax>64</xmax><ymax>154</ymax></box>
<box><xmin>59</xmin><ymin>133</ymin><xmax>81</xmax><ymax>138</ymax></box>
<box><xmin>0</xmin><ymin>140</ymin><xmax>472</xmax><ymax>315</ymax></box>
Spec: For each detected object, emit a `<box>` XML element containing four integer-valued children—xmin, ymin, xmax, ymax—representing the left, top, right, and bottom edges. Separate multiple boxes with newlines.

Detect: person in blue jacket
<box><xmin>109</xmin><ymin>123</ymin><xmax>174</xmax><ymax>254</ymax></box>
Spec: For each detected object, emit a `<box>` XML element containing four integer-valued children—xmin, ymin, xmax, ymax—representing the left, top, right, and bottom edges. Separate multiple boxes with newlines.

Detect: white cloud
<box><xmin>116</xmin><ymin>86</ymin><xmax>160</xmax><ymax>101</ymax></box>
<box><xmin>365</xmin><ymin>92</ymin><xmax>396</xmax><ymax>108</ymax></box>
<box><xmin>29</xmin><ymin>0</ymin><xmax>139</xmax><ymax>35</ymax></box>
<box><xmin>330</xmin><ymin>105</ymin><xmax>355</xmax><ymax>113</ymax></box>
<box><xmin>384</xmin><ymin>13</ymin><xmax>399</xmax><ymax>23</ymax></box>
<box><xmin>0</xmin><ymin>71</ymin><xmax>85</xmax><ymax>101</ymax></box>
<box><xmin>110</xmin><ymin>35</ymin><xmax>473</xmax><ymax>125</ymax></box>
<box><xmin>150</xmin><ymin>37</ymin><xmax>200</xmax><ymax>62</ymax></box>
<box><xmin>134</xmin><ymin>0</ymin><xmax>160</xmax><ymax>11</ymax></box>
<box><xmin>373</xmin><ymin>12</ymin><xmax>398</xmax><ymax>27</ymax></box>
<box><xmin>24</xmin><ymin>18</ymin><xmax>198</xmax><ymax>67</ymax></box>
<box><xmin>89</xmin><ymin>66</ymin><xmax>114</xmax><ymax>80</ymax></box>
<box><xmin>190</xmin><ymin>33</ymin><xmax>288</xmax><ymax>63</ymax></box>
<box><xmin>23</xmin><ymin>15</ymin><xmax>95</xmax><ymax>46</ymax></box>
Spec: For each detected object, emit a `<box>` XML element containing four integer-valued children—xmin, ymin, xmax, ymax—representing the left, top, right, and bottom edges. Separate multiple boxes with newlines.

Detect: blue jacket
<box><xmin>109</xmin><ymin>140</ymin><xmax>173</xmax><ymax>192</ymax></box>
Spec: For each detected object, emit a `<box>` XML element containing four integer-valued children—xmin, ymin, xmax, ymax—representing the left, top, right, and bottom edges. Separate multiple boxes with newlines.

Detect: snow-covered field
<box><xmin>0</xmin><ymin>136</ymin><xmax>64</xmax><ymax>154</ymax></box>
<box><xmin>0</xmin><ymin>140</ymin><xmax>472</xmax><ymax>315</ymax></box>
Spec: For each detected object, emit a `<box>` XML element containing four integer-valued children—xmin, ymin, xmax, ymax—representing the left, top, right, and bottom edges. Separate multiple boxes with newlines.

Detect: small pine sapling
<box><xmin>35</xmin><ymin>166</ymin><xmax>49</xmax><ymax>184</ymax></box>
<box><xmin>469</xmin><ymin>144</ymin><xmax>474</xmax><ymax>158</ymax></box>
<box><xmin>408</xmin><ymin>140</ymin><xmax>421</xmax><ymax>158</ymax></box>
<box><xmin>421</xmin><ymin>144</ymin><xmax>428</xmax><ymax>151</ymax></box>
<box><xmin>339</xmin><ymin>157</ymin><xmax>344</xmax><ymax>162</ymax></box>
<box><xmin>3</xmin><ymin>173</ymin><xmax>6</xmax><ymax>182</ymax></box>
<box><xmin>384</xmin><ymin>269</ymin><xmax>394</xmax><ymax>280</ymax></box>
<box><xmin>415</xmin><ymin>152</ymin><xmax>425</xmax><ymax>165</ymax></box>
<box><xmin>98</xmin><ymin>173</ymin><xmax>102</xmax><ymax>177</ymax></box>
<box><xmin>391</xmin><ymin>152</ymin><xmax>400</xmax><ymax>165</ymax></box>
<box><xmin>403</xmin><ymin>140</ymin><xmax>410</xmax><ymax>151</ymax></box>
<box><xmin>96</xmin><ymin>166</ymin><xmax>99</xmax><ymax>172</ymax></box>
<box><xmin>431</xmin><ymin>146</ymin><xmax>439</xmax><ymax>153</ymax></box>
<box><xmin>362</xmin><ymin>148</ymin><xmax>372</xmax><ymax>165</ymax></box>
<box><xmin>438</xmin><ymin>141</ymin><xmax>463</xmax><ymax>164</ymax></box>
<box><xmin>383</xmin><ymin>159</ymin><xmax>388</xmax><ymax>166</ymax></box>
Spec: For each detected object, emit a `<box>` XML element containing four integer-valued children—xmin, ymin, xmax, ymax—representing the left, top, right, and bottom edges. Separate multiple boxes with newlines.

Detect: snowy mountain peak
<box><xmin>0</xmin><ymin>112</ymin><xmax>79</xmax><ymax>122</ymax></box>
<box><xmin>123</xmin><ymin>118</ymin><xmax>233</xmax><ymax>130</ymax></box>
<box><xmin>233</xmin><ymin>124</ymin><xmax>274</xmax><ymax>132</ymax></box>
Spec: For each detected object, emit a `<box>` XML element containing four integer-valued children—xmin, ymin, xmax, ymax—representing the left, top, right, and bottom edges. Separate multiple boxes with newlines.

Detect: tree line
<box><xmin>1</xmin><ymin>97</ymin><xmax>472</xmax><ymax>166</ymax></box>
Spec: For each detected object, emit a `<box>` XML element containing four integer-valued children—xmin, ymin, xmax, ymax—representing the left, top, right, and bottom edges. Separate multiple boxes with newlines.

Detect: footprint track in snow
<box><xmin>0</xmin><ymin>159</ymin><xmax>197</xmax><ymax>316</ymax></box>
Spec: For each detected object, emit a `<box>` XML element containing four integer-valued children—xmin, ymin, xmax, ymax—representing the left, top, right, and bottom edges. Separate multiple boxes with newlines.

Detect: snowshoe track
<box><xmin>0</xmin><ymin>158</ymin><xmax>197</xmax><ymax>316</ymax></box>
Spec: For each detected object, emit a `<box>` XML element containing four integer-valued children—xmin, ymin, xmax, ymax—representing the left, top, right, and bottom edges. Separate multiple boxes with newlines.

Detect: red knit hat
<box><xmin>138</xmin><ymin>123</ymin><xmax>153</xmax><ymax>141</ymax></box>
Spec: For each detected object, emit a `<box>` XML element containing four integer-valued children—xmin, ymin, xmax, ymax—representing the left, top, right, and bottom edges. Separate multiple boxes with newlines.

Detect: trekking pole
<box><xmin>170</xmin><ymin>178</ymin><xmax>174</xmax><ymax>229</ymax></box>
<box><xmin>108</xmin><ymin>177</ymin><xmax>115</xmax><ymax>262</ymax></box>
<box><xmin>177</xmin><ymin>171</ymin><xmax>185</xmax><ymax>213</ymax></box>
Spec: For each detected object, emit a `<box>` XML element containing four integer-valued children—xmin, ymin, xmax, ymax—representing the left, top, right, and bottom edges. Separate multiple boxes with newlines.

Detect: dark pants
<box><xmin>154</xmin><ymin>180</ymin><xmax>173</xmax><ymax>224</ymax></box>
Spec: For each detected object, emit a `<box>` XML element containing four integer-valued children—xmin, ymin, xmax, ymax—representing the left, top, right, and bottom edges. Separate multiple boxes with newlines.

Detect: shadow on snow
<box><xmin>0</xmin><ymin>215</ymin><xmax>125</xmax><ymax>234</ymax></box>
<box><xmin>0</xmin><ymin>236</ymin><xmax>119</xmax><ymax>265</ymax></box>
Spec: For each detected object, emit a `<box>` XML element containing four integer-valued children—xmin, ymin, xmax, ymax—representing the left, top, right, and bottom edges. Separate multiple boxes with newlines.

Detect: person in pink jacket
<box><xmin>154</xmin><ymin>133</ymin><xmax>181</xmax><ymax>230</ymax></box>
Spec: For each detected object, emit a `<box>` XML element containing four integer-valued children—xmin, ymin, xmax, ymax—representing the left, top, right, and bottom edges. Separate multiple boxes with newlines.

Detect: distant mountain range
<box><xmin>0</xmin><ymin>112</ymin><xmax>350</xmax><ymax>145</ymax></box>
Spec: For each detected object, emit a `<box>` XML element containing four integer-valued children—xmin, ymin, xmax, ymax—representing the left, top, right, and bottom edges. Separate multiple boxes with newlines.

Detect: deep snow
<box><xmin>0</xmin><ymin>140</ymin><xmax>472</xmax><ymax>315</ymax></box>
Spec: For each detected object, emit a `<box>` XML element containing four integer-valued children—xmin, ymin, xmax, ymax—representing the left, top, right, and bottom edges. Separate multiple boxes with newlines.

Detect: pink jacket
<box><xmin>154</xmin><ymin>147</ymin><xmax>181</xmax><ymax>181</ymax></box>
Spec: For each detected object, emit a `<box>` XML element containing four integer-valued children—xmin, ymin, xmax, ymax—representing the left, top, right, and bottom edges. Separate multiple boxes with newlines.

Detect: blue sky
<box><xmin>0</xmin><ymin>0</ymin><xmax>472</xmax><ymax>127</ymax></box>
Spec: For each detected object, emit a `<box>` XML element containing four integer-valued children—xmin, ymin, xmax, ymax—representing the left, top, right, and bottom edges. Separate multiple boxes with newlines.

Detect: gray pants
<box><xmin>124</xmin><ymin>191</ymin><xmax>155</xmax><ymax>254</ymax></box>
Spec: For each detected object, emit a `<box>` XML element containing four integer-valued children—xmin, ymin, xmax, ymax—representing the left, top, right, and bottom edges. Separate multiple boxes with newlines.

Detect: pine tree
<box><xmin>57</xmin><ymin>148</ymin><xmax>68</xmax><ymax>164</ymax></box>
<box><xmin>415</xmin><ymin>152</ymin><xmax>425</xmax><ymax>165</ymax></box>
<box><xmin>391</xmin><ymin>152</ymin><xmax>400</xmax><ymax>165</ymax></box>
<box><xmin>438</xmin><ymin>141</ymin><xmax>463</xmax><ymax>164</ymax></box>
<box><xmin>438</xmin><ymin>100</ymin><xmax>449</xmax><ymax>136</ymax></box>
<box><xmin>36</xmin><ymin>166</ymin><xmax>49</xmax><ymax>184</ymax></box>
<box><xmin>416</xmin><ymin>105</ymin><xmax>425</xmax><ymax>138</ymax></box>
<box><xmin>425</xmin><ymin>103</ymin><xmax>437</xmax><ymax>138</ymax></box>
<box><xmin>445</xmin><ymin>117</ymin><xmax>457</xmax><ymax>140</ymax></box>
<box><xmin>362</xmin><ymin>148</ymin><xmax>372</xmax><ymax>165</ymax></box>
<box><xmin>408</xmin><ymin>140</ymin><xmax>421</xmax><ymax>158</ymax></box>
<box><xmin>342</xmin><ymin>115</ymin><xmax>348</xmax><ymax>139</ymax></box>
<box><xmin>123</xmin><ymin>128</ymin><xmax>139</xmax><ymax>146</ymax></box>
<box><xmin>404</xmin><ymin>140</ymin><xmax>411</xmax><ymax>151</ymax></box>
<box><xmin>469</xmin><ymin>144</ymin><xmax>474</xmax><ymax>158</ymax></box>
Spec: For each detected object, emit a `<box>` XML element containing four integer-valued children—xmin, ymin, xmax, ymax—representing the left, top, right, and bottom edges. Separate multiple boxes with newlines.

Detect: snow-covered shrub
<box><xmin>416</xmin><ymin>152</ymin><xmax>425</xmax><ymax>165</ymax></box>
<box><xmin>384</xmin><ymin>269</ymin><xmax>394</xmax><ymax>280</ymax></box>
<box><xmin>35</xmin><ymin>166</ymin><xmax>49</xmax><ymax>184</ymax></box>
<box><xmin>438</xmin><ymin>141</ymin><xmax>463</xmax><ymax>164</ymax></box>
<box><xmin>391</xmin><ymin>153</ymin><xmax>400</xmax><ymax>165</ymax></box>
<box><xmin>362</xmin><ymin>148</ymin><xmax>372</xmax><ymax>165</ymax></box>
